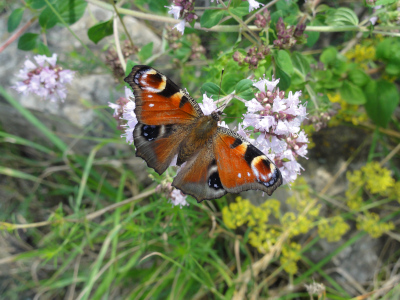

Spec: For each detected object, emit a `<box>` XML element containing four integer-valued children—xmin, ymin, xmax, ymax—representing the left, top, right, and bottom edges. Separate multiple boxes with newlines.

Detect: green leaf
<box><xmin>224</xmin><ymin>100</ymin><xmax>246</xmax><ymax>122</ymax></box>
<box><xmin>348</xmin><ymin>69</ymin><xmax>369</xmax><ymax>86</ymax></box>
<box><xmin>124</xmin><ymin>60</ymin><xmax>137</xmax><ymax>91</ymax></box>
<box><xmin>200</xmin><ymin>9</ymin><xmax>227</xmax><ymax>28</ymax></box>
<box><xmin>221</xmin><ymin>73</ymin><xmax>240</xmax><ymax>94</ymax></box>
<box><xmin>364</xmin><ymin>80</ymin><xmax>399</xmax><ymax>128</ymax></box>
<box><xmin>125</xmin><ymin>59</ymin><xmax>136</xmax><ymax>76</ymax></box>
<box><xmin>339</xmin><ymin>81</ymin><xmax>366</xmax><ymax>105</ymax></box>
<box><xmin>326</xmin><ymin>7</ymin><xmax>359</xmax><ymax>26</ymax></box>
<box><xmin>366</xmin><ymin>0</ymin><xmax>397</xmax><ymax>7</ymax></box>
<box><xmin>18</xmin><ymin>33</ymin><xmax>39</xmax><ymax>51</ymax></box>
<box><xmin>229</xmin><ymin>1</ymin><xmax>249</xmax><ymax>17</ymax></box>
<box><xmin>320</xmin><ymin>47</ymin><xmax>337</xmax><ymax>65</ymax></box>
<box><xmin>39</xmin><ymin>0</ymin><xmax>87</xmax><ymax>29</ymax></box>
<box><xmin>37</xmin><ymin>42</ymin><xmax>51</xmax><ymax>56</ymax></box>
<box><xmin>276</xmin><ymin>67</ymin><xmax>291</xmax><ymax>91</ymax></box>
<box><xmin>235</xmin><ymin>79</ymin><xmax>253</xmax><ymax>95</ymax></box>
<box><xmin>235</xmin><ymin>79</ymin><xmax>254</xmax><ymax>100</ymax></box>
<box><xmin>88</xmin><ymin>20</ymin><xmax>113</xmax><ymax>44</ymax></box>
<box><xmin>39</xmin><ymin>6</ymin><xmax>57</xmax><ymax>29</ymax></box>
<box><xmin>332</xmin><ymin>59</ymin><xmax>348</xmax><ymax>75</ymax></box>
<box><xmin>306</xmin><ymin>20</ymin><xmax>321</xmax><ymax>47</ymax></box>
<box><xmin>57</xmin><ymin>0</ymin><xmax>87</xmax><ymax>25</ymax></box>
<box><xmin>8</xmin><ymin>8</ymin><xmax>24</xmax><ymax>32</ymax></box>
<box><xmin>291</xmin><ymin>51</ymin><xmax>310</xmax><ymax>79</ymax></box>
<box><xmin>29</xmin><ymin>0</ymin><xmax>46</xmax><ymax>9</ymax></box>
<box><xmin>200</xmin><ymin>82</ymin><xmax>221</xmax><ymax>97</ymax></box>
<box><xmin>385</xmin><ymin>63</ymin><xmax>400</xmax><ymax>76</ymax></box>
<box><xmin>231</xmin><ymin>0</ymin><xmax>243</xmax><ymax>8</ymax></box>
<box><xmin>376</xmin><ymin>38</ymin><xmax>400</xmax><ymax>75</ymax></box>
<box><xmin>275</xmin><ymin>50</ymin><xmax>293</xmax><ymax>75</ymax></box>
<box><xmin>138</xmin><ymin>42</ymin><xmax>154</xmax><ymax>62</ymax></box>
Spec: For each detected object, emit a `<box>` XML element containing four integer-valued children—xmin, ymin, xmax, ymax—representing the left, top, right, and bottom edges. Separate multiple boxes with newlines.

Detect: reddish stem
<box><xmin>0</xmin><ymin>17</ymin><xmax>37</xmax><ymax>54</ymax></box>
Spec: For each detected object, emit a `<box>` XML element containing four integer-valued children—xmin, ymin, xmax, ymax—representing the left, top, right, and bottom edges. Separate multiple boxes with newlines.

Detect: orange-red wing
<box><xmin>172</xmin><ymin>141</ymin><xmax>227</xmax><ymax>202</ymax></box>
<box><xmin>213</xmin><ymin>127</ymin><xmax>282</xmax><ymax>196</ymax></box>
<box><xmin>124</xmin><ymin>65</ymin><xmax>203</xmax><ymax>125</ymax></box>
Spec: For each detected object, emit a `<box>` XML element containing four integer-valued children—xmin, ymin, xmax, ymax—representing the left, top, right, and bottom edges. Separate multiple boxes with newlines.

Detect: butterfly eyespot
<box><xmin>208</xmin><ymin>172</ymin><xmax>223</xmax><ymax>190</ymax></box>
<box><xmin>141</xmin><ymin>125</ymin><xmax>160</xmax><ymax>141</ymax></box>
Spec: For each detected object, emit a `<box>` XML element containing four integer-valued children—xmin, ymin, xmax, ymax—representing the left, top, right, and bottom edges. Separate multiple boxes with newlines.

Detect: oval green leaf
<box><xmin>88</xmin><ymin>20</ymin><xmax>113</xmax><ymax>44</ymax></box>
<box><xmin>200</xmin><ymin>9</ymin><xmax>227</xmax><ymax>28</ymax></box>
<box><xmin>8</xmin><ymin>8</ymin><xmax>24</xmax><ymax>32</ymax></box>
<box><xmin>348</xmin><ymin>69</ymin><xmax>369</xmax><ymax>86</ymax></box>
<box><xmin>200</xmin><ymin>82</ymin><xmax>221</xmax><ymax>97</ymax></box>
<box><xmin>18</xmin><ymin>33</ymin><xmax>39</xmax><ymax>51</ymax></box>
<box><xmin>276</xmin><ymin>67</ymin><xmax>291</xmax><ymax>91</ymax></box>
<box><xmin>364</xmin><ymin>79</ymin><xmax>399</xmax><ymax>128</ymax></box>
<box><xmin>339</xmin><ymin>81</ymin><xmax>366</xmax><ymax>105</ymax></box>
<box><xmin>275</xmin><ymin>50</ymin><xmax>293</xmax><ymax>76</ymax></box>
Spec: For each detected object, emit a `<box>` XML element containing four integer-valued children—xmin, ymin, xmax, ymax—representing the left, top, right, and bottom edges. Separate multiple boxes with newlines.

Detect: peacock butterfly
<box><xmin>124</xmin><ymin>65</ymin><xmax>282</xmax><ymax>202</ymax></box>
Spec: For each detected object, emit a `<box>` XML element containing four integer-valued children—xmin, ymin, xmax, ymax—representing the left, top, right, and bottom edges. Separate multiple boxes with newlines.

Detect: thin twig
<box><xmin>111</xmin><ymin>0</ymin><xmax>134</xmax><ymax>48</ymax></box>
<box><xmin>380</xmin><ymin>142</ymin><xmax>400</xmax><ymax>167</ymax></box>
<box><xmin>113</xmin><ymin>12</ymin><xmax>126</xmax><ymax>72</ymax></box>
<box><xmin>0</xmin><ymin>17</ymin><xmax>37</xmax><ymax>54</ymax></box>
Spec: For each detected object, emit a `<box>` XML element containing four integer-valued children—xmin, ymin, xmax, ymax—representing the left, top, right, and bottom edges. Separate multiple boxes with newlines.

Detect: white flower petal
<box><xmin>248</xmin><ymin>0</ymin><xmax>263</xmax><ymax>12</ymax></box>
<box><xmin>173</xmin><ymin>20</ymin><xmax>186</xmax><ymax>35</ymax></box>
<box><xmin>199</xmin><ymin>94</ymin><xmax>217</xmax><ymax>115</ymax></box>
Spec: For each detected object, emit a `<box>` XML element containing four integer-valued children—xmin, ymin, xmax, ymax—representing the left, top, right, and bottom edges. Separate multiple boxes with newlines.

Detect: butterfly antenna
<box><xmin>217</xmin><ymin>68</ymin><xmax>224</xmax><ymax>109</ymax></box>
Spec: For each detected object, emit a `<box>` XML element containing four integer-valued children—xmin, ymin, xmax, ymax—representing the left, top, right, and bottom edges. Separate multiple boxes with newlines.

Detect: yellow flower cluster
<box><xmin>318</xmin><ymin>216</ymin><xmax>350</xmax><ymax>242</ymax></box>
<box><xmin>357</xmin><ymin>212</ymin><xmax>394</xmax><ymax>238</ymax></box>
<box><xmin>345</xmin><ymin>44</ymin><xmax>376</xmax><ymax>69</ymax></box>
<box><xmin>345</xmin><ymin>162</ymin><xmax>398</xmax><ymax>238</ymax></box>
<box><xmin>280</xmin><ymin>242</ymin><xmax>302</xmax><ymax>274</ymax></box>
<box><xmin>362</xmin><ymin>161</ymin><xmax>395</xmax><ymax>194</ymax></box>
<box><xmin>328</xmin><ymin>93</ymin><xmax>368</xmax><ymax>126</ymax></box>
<box><xmin>346</xmin><ymin>162</ymin><xmax>396</xmax><ymax>202</ymax></box>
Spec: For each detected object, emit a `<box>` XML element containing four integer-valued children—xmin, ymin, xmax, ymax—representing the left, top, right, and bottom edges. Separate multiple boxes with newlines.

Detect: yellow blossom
<box><xmin>318</xmin><ymin>216</ymin><xmax>350</xmax><ymax>242</ymax></box>
<box><xmin>361</xmin><ymin>162</ymin><xmax>395</xmax><ymax>195</ymax></box>
<box><xmin>357</xmin><ymin>212</ymin><xmax>395</xmax><ymax>238</ymax></box>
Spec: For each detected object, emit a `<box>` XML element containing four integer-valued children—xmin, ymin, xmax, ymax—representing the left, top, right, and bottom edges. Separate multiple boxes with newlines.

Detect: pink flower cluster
<box><xmin>166</xmin><ymin>0</ymin><xmax>197</xmax><ymax>35</ymax></box>
<box><xmin>13</xmin><ymin>54</ymin><xmax>74</xmax><ymax>102</ymax></box>
<box><xmin>240</xmin><ymin>76</ymin><xmax>309</xmax><ymax>185</ymax></box>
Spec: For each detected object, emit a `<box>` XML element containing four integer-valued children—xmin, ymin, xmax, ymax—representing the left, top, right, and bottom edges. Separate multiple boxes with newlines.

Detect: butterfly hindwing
<box><xmin>124</xmin><ymin>65</ymin><xmax>203</xmax><ymax>125</ymax></box>
<box><xmin>214</xmin><ymin>127</ymin><xmax>282</xmax><ymax>196</ymax></box>
<box><xmin>172</xmin><ymin>140</ymin><xmax>227</xmax><ymax>202</ymax></box>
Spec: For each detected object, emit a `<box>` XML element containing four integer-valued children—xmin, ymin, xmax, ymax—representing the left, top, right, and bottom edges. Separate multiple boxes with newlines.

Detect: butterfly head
<box><xmin>211</xmin><ymin>110</ymin><xmax>222</xmax><ymax>122</ymax></box>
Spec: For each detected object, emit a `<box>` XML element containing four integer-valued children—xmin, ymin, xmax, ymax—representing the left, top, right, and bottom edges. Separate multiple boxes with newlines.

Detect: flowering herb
<box><xmin>13</xmin><ymin>54</ymin><xmax>75</xmax><ymax>102</ymax></box>
<box><xmin>240</xmin><ymin>76</ymin><xmax>309</xmax><ymax>185</ymax></box>
<box><xmin>166</xmin><ymin>0</ymin><xmax>197</xmax><ymax>35</ymax></box>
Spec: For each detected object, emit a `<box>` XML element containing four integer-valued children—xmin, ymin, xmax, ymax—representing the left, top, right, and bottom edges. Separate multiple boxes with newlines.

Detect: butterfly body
<box><xmin>125</xmin><ymin>65</ymin><xmax>282</xmax><ymax>202</ymax></box>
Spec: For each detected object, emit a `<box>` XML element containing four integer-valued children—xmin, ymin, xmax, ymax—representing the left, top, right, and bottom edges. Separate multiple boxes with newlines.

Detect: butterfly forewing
<box><xmin>124</xmin><ymin>65</ymin><xmax>203</xmax><ymax>125</ymax></box>
<box><xmin>125</xmin><ymin>66</ymin><xmax>203</xmax><ymax>174</ymax></box>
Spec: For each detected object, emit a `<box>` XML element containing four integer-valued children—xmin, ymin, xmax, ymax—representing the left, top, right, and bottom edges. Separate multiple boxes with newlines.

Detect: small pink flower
<box><xmin>13</xmin><ymin>54</ymin><xmax>74</xmax><ymax>102</ymax></box>
<box><xmin>173</xmin><ymin>20</ymin><xmax>186</xmax><ymax>35</ymax></box>
<box><xmin>248</xmin><ymin>0</ymin><xmax>263</xmax><ymax>12</ymax></box>
<box><xmin>199</xmin><ymin>93</ymin><xmax>217</xmax><ymax>115</ymax></box>
<box><xmin>166</xmin><ymin>5</ymin><xmax>182</xmax><ymax>19</ymax></box>
<box><xmin>169</xmin><ymin>189</ymin><xmax>189</xmax><ymax>208</ymax></box>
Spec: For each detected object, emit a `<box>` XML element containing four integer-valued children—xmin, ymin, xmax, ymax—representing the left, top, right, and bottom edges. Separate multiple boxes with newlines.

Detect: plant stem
<box><xmin>0</xmin><ymin>17</ymin><xmax>37</xmax><ymax>54</ymax></box>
